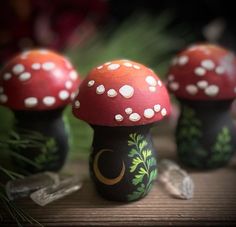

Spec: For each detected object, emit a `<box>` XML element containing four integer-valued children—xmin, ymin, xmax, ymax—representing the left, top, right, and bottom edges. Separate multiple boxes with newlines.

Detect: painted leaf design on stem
<box><xmin>127</xmin><ymin>133</ymin><xmax>157</xmax><ymax>201</ymax></box>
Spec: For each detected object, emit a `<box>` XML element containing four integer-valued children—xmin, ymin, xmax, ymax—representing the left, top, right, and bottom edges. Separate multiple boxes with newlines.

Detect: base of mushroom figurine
<box><xmin>90</xmin><ymin>124</ymin><xmax>158</xmax><ymax>202</ymax></box>
<box><xmin>11</xmin><ymin>108</ymin><xmax>69</xmax><ymax>173</ymax></box>
<box><xmin>176</xmin><ymin>99</ymin><xmax>236</xmax><ymax>169</ymax></box>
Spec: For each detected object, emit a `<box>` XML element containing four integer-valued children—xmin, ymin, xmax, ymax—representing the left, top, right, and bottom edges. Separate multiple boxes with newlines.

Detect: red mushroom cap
<box><xmin>167</xmin><ymin>44</ymin><xmax>236</xmax><ymax>100</ymax></box>
<box><xmin>72</xmin><ymin>60</ymin><xmax>171</xmax><ymax>127</ymax></box>
<box><xmin>0</xmin><ymin>49</ymin><xmax>80</xmax><ymax>110</ymax></box>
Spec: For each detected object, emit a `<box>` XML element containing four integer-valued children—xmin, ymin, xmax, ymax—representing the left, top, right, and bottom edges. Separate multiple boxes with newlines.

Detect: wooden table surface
<box><xmin>1</xmin><ymin>134</ymin><xmax>236</xmax><ymax>226</ymax></box>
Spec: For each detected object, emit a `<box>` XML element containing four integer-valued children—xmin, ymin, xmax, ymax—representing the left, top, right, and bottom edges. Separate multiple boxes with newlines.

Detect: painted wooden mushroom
<box><xmin>0</xmin><ymin>49</ymin><xmax>80</xmax><ymax>172</ymax></box>
<box><xmin>72</xmin><ymin>60</ymin><xmax>170</xmax><ymax>202</ymax></box>
<box><xmin>167</xmin><ymin>44</ymin><xmax>236</xmax><ymax>169</ymax></box>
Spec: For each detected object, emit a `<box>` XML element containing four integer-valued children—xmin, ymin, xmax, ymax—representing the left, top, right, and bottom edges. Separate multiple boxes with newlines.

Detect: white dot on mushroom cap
<box><xmin>145</xmin><ymin>76</ymin><xmax>157</xmax><ymax>86</ymax></box>
<box><xmin>107</xmin><ymin>63</ymin><xmax>120</xmax><ymax>70</ymax></box>
<box><xmin>12</xmin><ymin>64</ymin><xmax>25</xmax><ymax>75</ymax></box>
<box><xmin>96</xmin><ymin>85</ymin><xmax>105</xmax><ymax>94</ymax></box>
<box><xmin>204</xmin><ymin>85</ymin><xmax>219</xmax><ymax>97</ymax></box>
<box><xmin>178</xmin><ymin>55</ymin><xmax>189</xmax><ymax>65</ymax></box>
<box><xmin>169</xmin><ymin>82</ymin><xmax>179</xmax><ymax>91</ymax></box>
<box><xmin>59</xmin><ymin>90</ymin><xmax>69</xmax><ymax>100</ymax></box>
<box><xmin>161</xmin><ymin>108</ymin><xmax>167</xmax><ymax>116</ymax></box>
<box><xmin>104</xmin><ymin>62</ymin><xmax>111</xmax><ymax>65</ymax></box>
<box><xmin>19</xmin><ymin>72</ymin><xmax>31</xmax><ymax>81</ymax></box>
<box><xmin>0</xmin><ymin>94</ymin><xmax>8</xmax><ymax>103</ymax></box>
<box><xmin>70</xmin><ymin>92</ymin><xmax>77</xmax><ymax>100</ymax></box>
<box><xmin>39</xmin><ymin>49</ymin><xmax>49</xmax><ymax>54</ymax></box>
<box><xmin>194</xmin><ymin>67</ymin><xmax>206</xmax><ymax>76</ymax></box>
<box><xmin>201</xmin><ymin>59</ymin><xmax>215</xmax><ymax>70</ymax></box>
<box><xmin>154</xmin><ymin>104</ymin><xmax>161</xmax><ymax>112</ymax></box>
<box><xmin>133</xmin><ymin>65</ymin><xmax>140</xmax><ymax>69</ymax></box>
<box><xmin>65</xmin><ymin>81</ymin><xmax>73</xmax><ymax>89</ymax></box>
<box><xmin>74</xmin><ymin>100</ymin><xmax>80</xmax><ymax>108</ymax></box>
<box><xmin>107</xmin><ymin>89</ymin><xmax>117</xmax><ymax>97</ymax></box>
<box><xmin>125</xmin><ymin>108</ymin><xmax>133</xmax><ymax>115</ymax></box>
<box><xmin>97</xmin><ymin>65</ymin><xmax>103</xmax><ymax>70</ymax></box>
<box><xmin>123</xmin><ymin>62</ymin><xmax>133</xmax><ymax>67</ymax></box>
<box><xmin>3</xmin><ymin>73</ymin><xmax>12</xmax><ymax>80</ymax></box>
<box><xmin>69</xmin><ymin>71</ymin><xmax>78</xmax><ymax>81</ymax></box>
<box><xmin>186</xmin><ymin>84</ymin><xmax>198</xmax><ymax>95</ymax></box>
<box><xmin>115</xmin><ymin>114</ymin><xmax>123</xmax><ymax>122</ymax></box>
<box><xmin>42</xmin><ymin>62</ymin><xmax>55</xmax><ymax>71</ymax></box>
<box><xmin>144</xmin><ymin>108</ymin><xmax>155</xmax><ymax>119</ymax></box>
<box><xmin>168</xmin><ymin>74</ymin><xmax>174</xmax><ymax>81</ymax></box>
<box><xmin>88</xmin><ymin>80</ymin><xmax>95</xmax><ymax>87</ymax></box>
<box><xmin>0</xmin><ymin>87</ymin><xmax>3</xmax><ymax>93</ymax></box>
<box><xmin>215</xmin><ymin>66</ymin><xmax>225</xmax><ymax>75</ymax></box>
<box><xmin>24</xmin><ymin>97</ymin><xmax>38</xmax><ymax>108</ymax></box>
<box><xmin>149</xmin><ymin>86</ymin><xmax>156</xmax><ymax>92</ymax></box>
<box><xmin>129</xmin><ymin>113</ymin><xmax>141</xmax><ymax>122</ymax></box>
<box><xmin>157</xmin><ymin>80</ymin><xmax>162</xmax><ymax>87</ymax></box>
<box><xmin>119</xmin><ymin>85</ymin><xmax>134</xmax><ymax>98</ymax></box>
<box><xmin>43</xmin><ymin>96</ymin><xmax>56</xmax><ymax>106</ymax></box>
<box><xmin>197</xmin><ymin>80</ymin><xmax>208</xmax><ymax>89</ymax></box>
<box><xmin>31</xmin><ymin>63</ymin><xmax>41</xmax><ymax>70</ymax></box>
<box><xmin>53</xmin><ymin>69</ymin><xmax>63</xmax><ymax>77</ymax></box>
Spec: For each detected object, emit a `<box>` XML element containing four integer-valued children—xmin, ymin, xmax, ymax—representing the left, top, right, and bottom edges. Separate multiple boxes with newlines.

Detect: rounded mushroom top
<box><xmin>167</xmin><ymin>44</ymin><xmax>236</xmax><ymax>100</ymax></box>
<box><xmin>72</xmin><ymin>59</ymin><xmax>170</xmax><ymax>127</ymax></box>
<box><xmin>0</xmin><ymin>49</ymin><xmax>80</xmax><ymax>110</ymax></box>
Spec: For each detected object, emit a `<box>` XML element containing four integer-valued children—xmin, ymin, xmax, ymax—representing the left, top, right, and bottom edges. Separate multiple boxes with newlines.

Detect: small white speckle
<box><xmin>157</xmin><ymin>80</ymin><xmax>162</xmax><ymax>87</ymax></box>
<box><xmin>24</xmin><ymin>97</ymin><xmax>38</xmax><ymax>107</ymax></box>
<box><xmin>154</xmin><ymin>104</ymin><xmax>161</xmax><ymax>112</ymax></box>
<box><xmin>161</xmin><ymin>108</ymin><xmax>167</xmax><ymax>116</ymax></box>
<box><xmin>119</xmin><ymin>85</ymin><xmax>134</xmax><ymax>98</ymax></box>
<box><xmin>107</xmin><ymin>63</ymin><xmax>120</xmax><ymax>70</ymax></box>
<box><xmin>104</xmin><ymin>62</ymin><xmax>111</xmax><ymax>65</ymax></box>
<box><xmin>65</xmin><ymin>81</ymin><xmax>73</xmax><ymax>89</ymax></box>
<box><xmin>0</xmin><ymin>94</ymin><xmax>8</xmax><ymax>103</ymax></box>
<box><xmin>169</xmin><ymin>82</ymin><xmax>179</xmax><ymax>91</ymax></box>
<box><xmin>197</xmin><ymin>80</ymin><xmax>208</xmax><ymax>89</ymax></box>
<box><xmin>53</xmin><ymin>69</ymin><xmax>63</xmax><ymax>77</ymax></box>
<box><xmin>20</xmin><ymin>51</ymin><xmax>29</xmax><ymax>59</ymax></box>
<box><xmin>194</xmin><ymin>67</ymin><xmax>206</xmax><ymax>76</ymax></box>
<box><xmin>69</xmin><ymin>71</ymin><xmax>78</xmax><ymax>81</ymax></box>
<box><xmin>144</xmin><ymin>108</ymin><xmax>155</xmax><ymax>119</ymax></box>
<box><xmin>74</xmin><ymin>100</ymin><xmax>80</xmax><ymax>108</ymax></box>
<box><xmin>171</xmin><ymin>57</ymin><xmax>178</xmax><ymax>65</ymax></box>
<box><xmin>12</xmin><ymin>64</ymin><xmax>25</xmax><ymax>75</ymax></box>
<box><xmin>115</xmin><ymin>114</ymin><xmax>123</xmax><ymax>122</ymax></box>
<box><xmin>107</xmin><ymin>89</ymin><xmax>117</xmax><ymax>97</ymax></box>
<box><xmin>125</xmin><ymin>108</ymin><xmax>133</xmax><ymax>115</ymax></box>
<box><xmin>0</xmin><ymin>87</ymin><xmax>3</xmax><ymax>93</ymax></box>
<box><xmin>31</xmin><ymin>63</ymin><xmax>41</xmax><ymax>70</ymax></box>
<box><xmin>201</xmin><ymin>59</ymin><xmax>215</xmax><ymax>70</ymax></box>
<box><xmin>19</xmin><ymin>72</ymin><xmax>31</xmax><ymax>81</ymax></box>
<box><xmin>204</xmin><ymin>85</ymin><xmax>219</xmax><ymax>97</ymax></box>
<box><xmin>215</xmin><ymin>66</ymin><xmax>225</xmax><ymax>75</ymax></box>
<box><xmin>145</xmin><ymin>76</ymin><xmax>157</xmax><ymax>86</ymax></box>
<box><xmin>39</xmin><ymin>49</ymin><xmax>48</xmax><ymax>54</ymax></box>
<box><xmin>43</xmin><ymin>96</ymin><xmax>56</xmax><ymax>106</ymax></box>
<box><xmin>129</xmin><ymin>113</ymin><xmax>141</xmax><ymax>122</ymax></box>
<box><xmin>123</xmin><ymin>62</ymin><xmax>133</xmax><ymax>67</ymax></box>
<box><xmin>133</xmin><ymin>65</ymin><xmax>140</xmax><ymax>69</ymax></box>
<box><xmin>96</xmin><ymin>85</ymin><xmax>105</xmax><ymax>94</ymax></box>
<box><xmin>88</xmin><ymin>80</ymin><xmax>95</xmax><ymax>87</ymax></box>
<box><xmin>97</xmin><ymin>65</ymin><xmax>103</xmax><ymax>69</ymax></box>
<box><xmin>70</xmin><ymin>92</ymin><xmax>76</xmax><ymax>100</ymax></box>
<box><xmin>186</xmin><ymin>84</ymin><xmax>198</xmax><ymax>95</ymax></box>
<box><xmin>149</xmin><ymin>86</ymin><xmax>156</xmax><ymax>92</ymax></box>
<box><xmin>3</xmin><ymin>73</ymin><xmax>12</xmax><ymax>80</ymax></box>
<box><xmin>168</xmin><ymin>74</ymin><xmax>175</xmax><ymax>81</ymax></box>
<box><xmin>59</xmin><ymin>90</ymin><xmax>69</xmax><ymax>100</ymax></box>
<box><xmin>178</xmin><ymin>55</ymin><xmax>189</xmax><ymax>65</ymax></box>
<box><xmin>42</xmin><ymin>62</ymin><xmax>55</xmax><ymax>71</ymax></box>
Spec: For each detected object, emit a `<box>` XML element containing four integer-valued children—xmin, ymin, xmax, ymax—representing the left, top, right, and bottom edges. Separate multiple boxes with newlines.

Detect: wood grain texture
<box><xmin>1</xmin><ymin>135</ymin><xmax>236</xmax><ymax>226</ymax></box>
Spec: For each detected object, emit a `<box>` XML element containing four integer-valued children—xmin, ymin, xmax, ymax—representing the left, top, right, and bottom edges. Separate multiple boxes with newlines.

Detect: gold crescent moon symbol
<box><xmin>93</xmin><ymin>149</ymin><xmax>125</xmax><ymax>185</ymax></box>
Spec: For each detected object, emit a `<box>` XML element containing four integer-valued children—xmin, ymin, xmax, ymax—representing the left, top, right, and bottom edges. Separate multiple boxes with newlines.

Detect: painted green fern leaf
<box><xmin>127</xmin><ymin>133</ymin><xmax>157</xmax><ymax>201</ymax></box>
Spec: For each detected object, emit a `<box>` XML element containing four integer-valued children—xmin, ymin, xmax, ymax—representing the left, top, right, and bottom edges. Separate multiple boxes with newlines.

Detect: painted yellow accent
<box><xmin>93</xmin><ymin>149</ymin><xmax>125</xmax><ymax>185</ymax></box>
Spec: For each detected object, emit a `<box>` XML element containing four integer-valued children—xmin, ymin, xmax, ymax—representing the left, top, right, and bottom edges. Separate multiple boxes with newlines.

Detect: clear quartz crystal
<box><xmin>6</xmin><ymin>172</ymin><xmax>60</xmax><ymax>200</ymax></box>
<box><xmin>158</xmin><ymin>159</ymin><xmax>194</xmax><ymax>199</ymax></box>
<box><xmin>30</xmin><ymin>176</ymin><xmax>82</xmax><ymax>206</ymax></box>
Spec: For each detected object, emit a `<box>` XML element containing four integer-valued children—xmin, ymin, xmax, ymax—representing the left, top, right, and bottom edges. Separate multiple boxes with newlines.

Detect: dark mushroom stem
<box><xmin>90</xmin><ymin>124</ymin><xmax>158</xmax><ymax>202</ymax></box>
<box><xmin>11</xmin><ymin>107</ymin><xmax>69</xmax><ymax>173</ymax></box>
<box><xmin>176</xmin><ymin>99</ymin><xmax>236</xmax><ymax>169</ymax></box>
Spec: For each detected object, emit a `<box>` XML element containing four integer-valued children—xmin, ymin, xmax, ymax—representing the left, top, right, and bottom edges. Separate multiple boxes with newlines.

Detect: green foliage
<box><xmin>208</xmin><ymin>127</ymin><xmax>232</xmax><ymax>167</ymax></box>
<box><xmin>127</xmin><ymin>133</ymin><xmax>157</xmax><ymax>201</ymax></box>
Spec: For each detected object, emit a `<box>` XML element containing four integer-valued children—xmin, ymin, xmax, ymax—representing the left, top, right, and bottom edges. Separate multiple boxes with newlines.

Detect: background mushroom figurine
<box><xmin>0</xmin><ymin>49</ymin><xmax>80</xmax><ymax>172</ymax></box>
<box><xmin>167</xmin><ymin>44</ymin><xmax>236</xmax><ymax>169</ymax></box>
<box><xmin>72</xmin><ymin>59</ymin><xmax>170</xmax><ymax>202</ymax></box>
